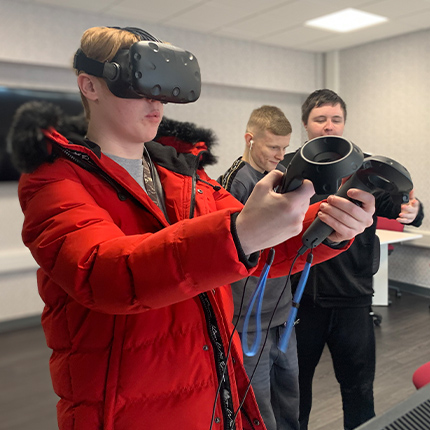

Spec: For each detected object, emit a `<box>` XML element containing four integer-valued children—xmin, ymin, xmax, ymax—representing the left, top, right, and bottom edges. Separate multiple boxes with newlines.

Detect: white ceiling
<box><xmin>22</xmin><ymin>0</ymin><xmax>430</xmax><ymax>52</ymax></box>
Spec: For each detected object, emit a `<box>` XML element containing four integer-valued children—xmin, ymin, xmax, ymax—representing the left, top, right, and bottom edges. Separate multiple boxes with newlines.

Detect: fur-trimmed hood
<box><xmin>155</xmin><ymin>117</ymin><xmax>218</xmax><ymax>168</ymax></box>
<box><xmin>7</xmin><ymin>100</ymin><xmax>87</xmax><ymax>174</ymax></box>
<box><xmin>7</xmin><ymin>101</ymin><xmax>218</xmax><ymax>174</ymax></box>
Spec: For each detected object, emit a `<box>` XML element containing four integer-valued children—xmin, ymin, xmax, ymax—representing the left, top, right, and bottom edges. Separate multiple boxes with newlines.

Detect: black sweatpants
<box><xmin>295</xmin><ymin>303</ymin><xmax>376</xmax><ymax>430</ymax></box>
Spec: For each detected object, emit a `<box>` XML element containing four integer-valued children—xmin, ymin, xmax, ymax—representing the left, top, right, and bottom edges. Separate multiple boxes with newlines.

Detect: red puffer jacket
<box><xmin>17</xmin><ymin>127</ymin><xmax>349</xmax><ymax>430</ymax></box>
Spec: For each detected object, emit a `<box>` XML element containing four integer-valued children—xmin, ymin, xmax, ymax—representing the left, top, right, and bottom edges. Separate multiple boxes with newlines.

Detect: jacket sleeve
<box><xmin>205</xmin><ymin>171</ymin><xmax>353</xmax><ymax>279</ymax></box>
<box><xmin>375</xmin><ymin>189</ymin><xmax>424</xmax><ymax>227</ymax></box>
<box><xmin>19</xmin><ymin>169</ymin><xmax>257</xmax><ymax>315</ymax></box>
<box><xmin>262</xmin><ymin>201</ymin><xmax>353</xmax><ymax>278</ymax></box>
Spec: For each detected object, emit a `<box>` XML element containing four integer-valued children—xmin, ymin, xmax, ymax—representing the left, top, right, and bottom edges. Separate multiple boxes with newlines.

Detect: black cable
<box><xmin>229</xmin><ymin>251</ymin><xmax>301</xmax><ymax>428</ymax></box>
<box><xmin>208</xmin><ymin>275</ymin><xmax>251</xmax><ymax>430</ymax></box>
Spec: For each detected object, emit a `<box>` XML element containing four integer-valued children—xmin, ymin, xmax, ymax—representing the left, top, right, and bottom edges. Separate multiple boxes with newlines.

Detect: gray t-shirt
<box><xmin>105</xmin><ymin>153</ymin><xmax>146</xmax><ymax>190</ymax></box>
<box><xmin>105</xmin><ymin>151</ymin><xmax>169</xmax><ymax>219</ymax></box>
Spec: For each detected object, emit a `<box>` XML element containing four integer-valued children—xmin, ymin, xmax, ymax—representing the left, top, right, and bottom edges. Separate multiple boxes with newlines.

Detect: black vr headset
<box><xmin>73</xmin><ymin>26</ymin><xmax>201</xmax><ymax>104</ymax></box>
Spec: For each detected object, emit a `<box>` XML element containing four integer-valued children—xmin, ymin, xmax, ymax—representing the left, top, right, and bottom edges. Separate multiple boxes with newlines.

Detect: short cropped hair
<box><xmin>246</xmin><ymin>105</ymin><xmax>292</xmax><ymax>137</ymax></box>
<box><xmin>301</xmin><ymin>89</ymin><xmax>347</xmax><ymax>125</ymax></box>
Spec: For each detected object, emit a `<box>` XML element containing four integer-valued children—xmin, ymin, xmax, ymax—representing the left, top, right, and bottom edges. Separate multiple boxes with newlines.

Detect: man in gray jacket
<box><xmin>218</xmin><ymin>105</ymin><xmax>298</xmax><ymax>430</ymax></box>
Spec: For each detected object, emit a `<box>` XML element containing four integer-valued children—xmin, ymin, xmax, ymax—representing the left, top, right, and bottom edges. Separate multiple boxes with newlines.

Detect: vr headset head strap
<box><xmin>111</xmin><ymin>26</ymin><xmax>162</xmax><ymax>42</ymax></box>
<box><xmin>73</xmin><ymin>49</ymin><xmax>119</xmax><ymax>81</ymax></box>
<box><xmin>73</xmin><ymin>26</ymin><xmax>160</xmax><ymax>80</ymax></box>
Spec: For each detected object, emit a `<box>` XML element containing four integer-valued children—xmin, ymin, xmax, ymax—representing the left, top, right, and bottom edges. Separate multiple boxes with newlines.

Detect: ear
<box><xmin>245</xmin><ymin>132</ymin><xmax>253</xmax><ymax>149</ymax></box>
<box><xmin>77</xmin><ymin>74</ymin><xmax>99</xmax><ymax>102</ymax></box>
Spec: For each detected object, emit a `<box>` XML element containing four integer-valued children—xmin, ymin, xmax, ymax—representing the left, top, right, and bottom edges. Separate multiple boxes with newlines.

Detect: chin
<box><xmin>145</xmin><ymin>124</ymin><xmax>161</xmax><ymax>141</ymax></box>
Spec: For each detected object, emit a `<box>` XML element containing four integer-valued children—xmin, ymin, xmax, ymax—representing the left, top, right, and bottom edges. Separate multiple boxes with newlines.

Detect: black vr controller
<box><xmin>301</xmin><ymin>155</ymin><xmax>413</xmax><ymax>250</ymax></box>
<box><xmin>278</xmin><ymin>135</ymin><xmax>364</xmax><ymax>195</ymax></box>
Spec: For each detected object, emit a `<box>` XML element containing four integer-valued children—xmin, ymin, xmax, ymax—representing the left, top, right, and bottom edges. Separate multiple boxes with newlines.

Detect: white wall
<box><xmin>2</xmin><ymin>1</ymin><xmax>429</xmax><ymax>324</ymax></box>
<box><xmin>0</xmin><ymin>0</ymin><xmax>322</xmax><ymax>323</ymax></box>
<box><xmin>337</xmin><ymin>28</ymin><xmax>430</xmax><ymax>290</ymax></box>
<box><xmin>0</xmin><ymin>183</ymin><xmax>41</xmax><ymax>322</ymax></box>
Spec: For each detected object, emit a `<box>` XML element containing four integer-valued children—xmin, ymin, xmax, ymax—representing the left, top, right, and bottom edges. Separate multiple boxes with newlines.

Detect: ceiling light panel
<box><xmin>305</xmin><ymin>8</ymin><xmax>388</xmax><ymax>33</ymax></box>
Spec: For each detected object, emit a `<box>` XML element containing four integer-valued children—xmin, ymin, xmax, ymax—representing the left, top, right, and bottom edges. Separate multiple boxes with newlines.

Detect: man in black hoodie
<box><xmin>282</xmin><ymin>89</ymin><xmax>424</xmax><ymax>430</ymax></box>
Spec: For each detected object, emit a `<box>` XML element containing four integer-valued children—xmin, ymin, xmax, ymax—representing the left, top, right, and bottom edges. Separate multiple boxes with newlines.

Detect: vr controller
<box><xmin>301</xmin><ymin>155</ymin><xmax>413</xmax><ymax>250</ymax></box>
<box><xmin>278</xmin><ymin>135</ymin><xmax>364</xmax><ymax>194</ymax></box>
<box><xmin>74</xmin><ymin>41</ymin><xmax>201</xmax><ymax>103</ymax></box>
<box><xmin>278</xmin><ymin>136</ymin><xmax>414</xmax><ymax>254</ymax></box>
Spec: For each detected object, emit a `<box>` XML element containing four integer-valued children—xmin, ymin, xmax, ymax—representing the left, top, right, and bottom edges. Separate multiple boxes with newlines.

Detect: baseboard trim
<box><xmin>4</xmin><ymin>284</ymin><xmax>426</xmax><ymax>333</ymax></box>
<box><xmin>389</xmin><ymin>280</ymin><xmax>430</xmax><ymax>298</ymax></box>
<box><xmin>0</xmin><ymin>314</ymin><xmax>41</xmax><ymax>334</ymax></box>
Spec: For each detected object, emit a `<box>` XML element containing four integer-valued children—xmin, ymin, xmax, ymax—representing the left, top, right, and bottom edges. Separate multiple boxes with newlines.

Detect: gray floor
<box><xmin>309</xmin><ymin>290</ymin><xmax>430</xmax><ymax>430</ymax></box>
<box><xmin>0</xmin><ymin>290</ymin><xmax>429</xmax><ymax>430</ymax></box>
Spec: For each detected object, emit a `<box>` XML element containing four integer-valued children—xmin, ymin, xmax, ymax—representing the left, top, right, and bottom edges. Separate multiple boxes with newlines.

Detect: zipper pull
<box><xmin>196</xmin><ymin>175</ymin><xmax>221</xmax><ymax>191</ymax></box>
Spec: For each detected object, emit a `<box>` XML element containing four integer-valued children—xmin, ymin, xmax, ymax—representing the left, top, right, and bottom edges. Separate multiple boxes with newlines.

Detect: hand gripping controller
<box><xmin>301</xmin><ymin>155</ymin><xmax>414</xmax><ymax>250</ymax></box>
<box><xmin>278</xmin><ymin>135</ymin><xmax>364</xmax><ymax>194</ymax></box>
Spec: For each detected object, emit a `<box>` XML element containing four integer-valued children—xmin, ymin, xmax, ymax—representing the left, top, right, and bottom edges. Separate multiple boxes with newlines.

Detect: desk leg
<box><xmin>373</xmin><ymin>243</ymin><xmax>389</xmax><ymax>306</ymax></box>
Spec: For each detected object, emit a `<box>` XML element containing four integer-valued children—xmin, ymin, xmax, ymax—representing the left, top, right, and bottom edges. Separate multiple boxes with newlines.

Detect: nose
<box><xmin>147</xmin><ymin>98</ymin><xmax>163</xmax><ymax>105</ymax></box>
<box><xmin>324</xmin><ymin>120</ymin><xmax>334</xmax><ymax>131</ymax></box>
<box><xmin>275</xmin><ymin>149</ymin><xmax>284</xmax><ymax>160</ymax></box>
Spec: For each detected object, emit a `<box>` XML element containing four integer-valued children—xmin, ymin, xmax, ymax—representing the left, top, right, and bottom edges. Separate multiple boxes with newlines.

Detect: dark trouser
<box><xmin>296</xmin><ymin>304</ymin><xmax>375</xmax><ymax>430</ymax></box>
<box><xmin>241</xmin><ymin>325</ymin><xmax>300</xmax><ymax>430</ymax></box>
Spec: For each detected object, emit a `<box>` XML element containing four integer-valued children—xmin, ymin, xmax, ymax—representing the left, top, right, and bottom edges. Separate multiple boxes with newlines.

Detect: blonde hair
<box><xmin>246</xmin><ymin>105</ymin><xmax>292</xmax><ymax>137</ymax></box>
<box><xmin>75</xmin><ymin>27</ymin><xmax>140</xmax><ymax>119</ymax></box>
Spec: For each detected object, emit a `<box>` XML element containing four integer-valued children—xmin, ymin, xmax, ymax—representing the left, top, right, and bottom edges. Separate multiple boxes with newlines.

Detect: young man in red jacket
<box><xmin>9</xmin><ymin>27</ymin><xmax>375</xmax><ymax>430</ymax></box>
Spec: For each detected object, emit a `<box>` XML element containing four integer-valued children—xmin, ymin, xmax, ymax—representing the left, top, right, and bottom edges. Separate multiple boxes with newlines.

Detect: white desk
<box><xmin>372</xmin><ymin>230</ymin><xmax>423</xmax><ymax>306</ymax></box>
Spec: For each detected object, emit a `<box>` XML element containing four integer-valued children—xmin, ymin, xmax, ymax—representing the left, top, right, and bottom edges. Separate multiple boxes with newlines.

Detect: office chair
<box><xmin>412</xmin><ymin>361</ymin><xmax>430</xmax><ymax>389</ymax></box>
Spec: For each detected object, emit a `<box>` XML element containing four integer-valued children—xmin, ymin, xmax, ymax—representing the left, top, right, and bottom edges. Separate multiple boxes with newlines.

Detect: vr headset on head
<box><xmin>73</xmin><ymin>27</ymin><xmax>201</xmax><ymax>104</ymax></box>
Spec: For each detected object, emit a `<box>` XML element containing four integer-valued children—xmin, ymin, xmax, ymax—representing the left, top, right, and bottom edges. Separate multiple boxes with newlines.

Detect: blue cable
<box><xmin>241</xmin><ymin>248</ymin><xmax>275</xmax><ymax>357</ymax></box>
<box><xmin>278</xmin><ymin>252</ymin><xmax>313</xmax><ymax>353</ymax></box>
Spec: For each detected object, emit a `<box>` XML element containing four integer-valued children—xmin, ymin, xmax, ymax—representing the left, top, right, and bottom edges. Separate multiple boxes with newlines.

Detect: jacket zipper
<box><xmin>189</xmin><ymin>172</ymin><xmax>197</xmax><ymax>219</ymax></box>
<box><xmin>188</xmin><ymin>151</ymin><xmax>221</xmax><ymax>219</ymax></box>
<box><xmin>59</xmin><ymin>147</ymin><xmax>123</xmax><ymax>194</ymax></box>
<box><xmin>197</xmin><ymin>175</ymin><xmax>222</xmax><ymax>191</ymax></box>
<box><xmin>199</xmin><ymin>293</ymin><xmax>236</xmax><ymax>430</ymax></box>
